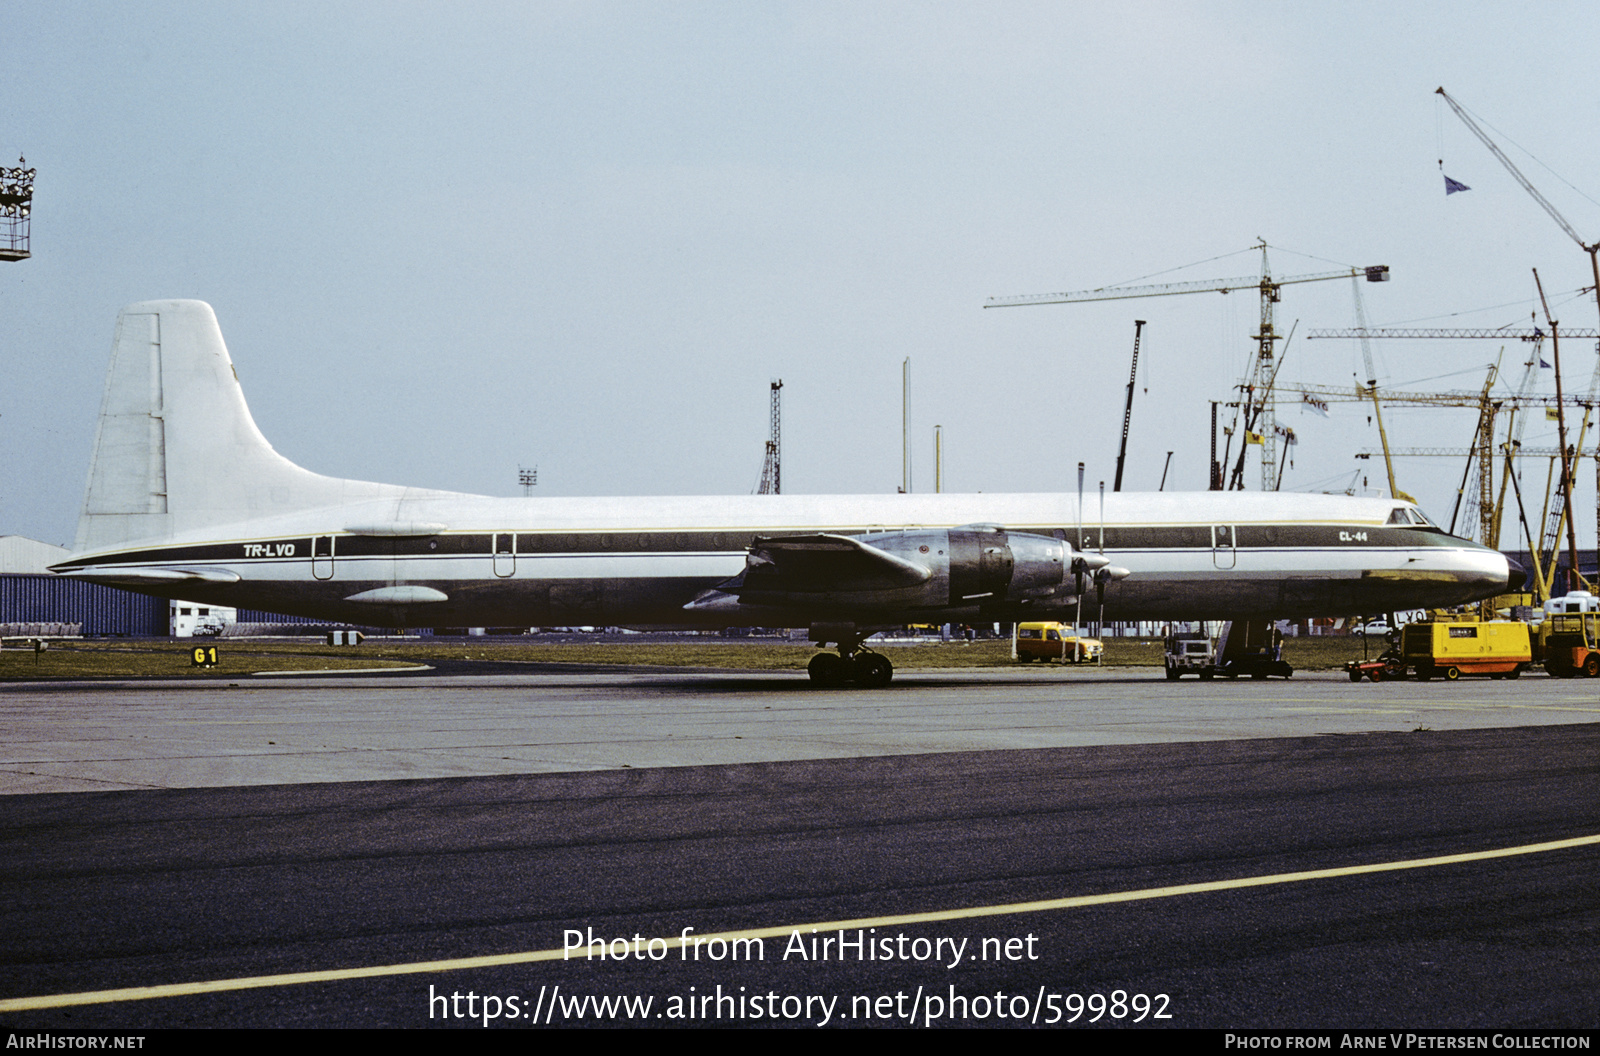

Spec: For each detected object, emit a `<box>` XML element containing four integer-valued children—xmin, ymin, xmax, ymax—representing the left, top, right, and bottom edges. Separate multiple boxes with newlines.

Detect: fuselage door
<box><xmin>1211</xmin><ymin>524</ymin><xmax>1237</xmax><ymax>570</ymax></box>
<box><xmin>313</xmin><ymin>534</ymin><xmax>335</xmax><ymax>580</ymax></box>
<box><xmin>493</xmin><ymin>533</ymin><xmax>515</xmax><ymax>578</ymax></box>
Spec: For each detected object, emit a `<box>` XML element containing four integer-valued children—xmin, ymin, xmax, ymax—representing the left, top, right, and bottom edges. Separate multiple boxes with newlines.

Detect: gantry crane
<box><xmin>986</xmin><ymin>241</ymin><xmax>1389</xmax><ymax>491</ymax></box>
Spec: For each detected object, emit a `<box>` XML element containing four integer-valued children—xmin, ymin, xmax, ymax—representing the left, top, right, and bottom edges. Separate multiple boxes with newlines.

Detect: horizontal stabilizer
<box><xmin>54</xmin><ymin>565</ymin><xmax>241</xmax><ymax>587</ymax></box>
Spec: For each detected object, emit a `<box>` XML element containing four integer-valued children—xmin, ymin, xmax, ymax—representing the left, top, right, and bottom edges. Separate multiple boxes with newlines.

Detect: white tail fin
<box><xmin>75</xmin><ymin>300</ymin><xmax>446</xmax><ymax>551</ymax></box>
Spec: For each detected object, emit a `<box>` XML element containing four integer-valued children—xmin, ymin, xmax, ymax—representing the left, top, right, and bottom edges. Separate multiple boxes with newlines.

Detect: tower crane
<box><xmin>1307</xmin><ymin>324</ymin><xmax>1600</xmax><ymax>547</ymax></box>
<box><xmin>1290</xmin><ymin>376</ymin><xmax>1591</xmax><ymax>552</ymax></box>
<box><xmin>986</xmin><ymin>241</ymin><xmax>1389</xmax><ymax>491</ymax></box>
<box><xmin>1363</xmin><ymin>438</ymin><xmax>1595</xmax><ymax>602</ymax></box>
<box><xmin>1437</xmin><ymin>87</ymin><xmax>1600</xmax><ymax>590</ymax></box>
<box><xmin>1344</xmin><ymin>274</ymin><xmax>1410</xmax><ymax>504</ymax></box>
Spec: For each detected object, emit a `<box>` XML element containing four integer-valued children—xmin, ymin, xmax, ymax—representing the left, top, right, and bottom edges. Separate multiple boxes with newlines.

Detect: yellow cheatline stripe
<box><xmin>3</xmin><ymin>833</ymin><xmax>1596</xmax><ymax>1013</ymax></box>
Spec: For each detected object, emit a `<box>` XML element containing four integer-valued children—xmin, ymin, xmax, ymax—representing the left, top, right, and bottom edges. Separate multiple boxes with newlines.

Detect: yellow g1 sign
<box><xmin>190</xmin><ymin>645</ymin><xmax>219</xmax><ymax>667</ymax></box>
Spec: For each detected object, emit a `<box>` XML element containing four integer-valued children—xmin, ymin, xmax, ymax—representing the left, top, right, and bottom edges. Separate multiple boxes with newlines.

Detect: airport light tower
<box><xmin>1</xmin><ymin>157</ymin><xmax>34</xmax><ymax>262</ymax></box>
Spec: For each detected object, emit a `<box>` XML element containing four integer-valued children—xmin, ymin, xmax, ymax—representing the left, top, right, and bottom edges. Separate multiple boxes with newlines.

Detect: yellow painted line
<box><xmin>3</xmin><ymin>833</ymin><xmax>1596</xmax><ymax>1013</ymax></box>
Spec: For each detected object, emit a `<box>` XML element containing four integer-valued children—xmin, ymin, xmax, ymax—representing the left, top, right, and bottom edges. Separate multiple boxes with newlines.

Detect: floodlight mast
<box><xmin>0</xmin><ymin>156</ymin><xmax>34</xmax><ymax>262</ymax></box>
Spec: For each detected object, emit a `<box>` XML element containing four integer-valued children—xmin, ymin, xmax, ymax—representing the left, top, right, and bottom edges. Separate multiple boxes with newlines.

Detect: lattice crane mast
<box><xmin>757</xmin><ymin>380</ymin><xmax>783</xmax><ymax>495</ymax></box>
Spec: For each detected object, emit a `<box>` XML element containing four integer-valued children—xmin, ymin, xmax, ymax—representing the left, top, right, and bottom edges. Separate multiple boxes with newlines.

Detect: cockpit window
<box><xmin>1387</xmin><ymin>506</ymin><xmax>1437</xmax><ymax>527</ymax></box>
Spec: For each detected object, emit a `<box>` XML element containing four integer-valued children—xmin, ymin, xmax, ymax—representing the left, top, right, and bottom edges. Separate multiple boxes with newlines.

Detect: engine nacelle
<box><xmin>723</xmin><ymin>524</ymin><xmax>1089</xmax><ymax>618</ymax></box>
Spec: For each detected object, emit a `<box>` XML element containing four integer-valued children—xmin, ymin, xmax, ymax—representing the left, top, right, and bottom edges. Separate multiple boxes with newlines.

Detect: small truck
<box><xmin>1163</xmin><ymin>632</ymin><xmax>1216</xmax><ymax>680</ymax></box>
<box><xmin>1399</xmin><ymin>620</ymin><xmax>1531</xmax><ymax>681</ymax></box>
<box><xmin>1540</xmin><ymin>612</ymin><xmax>1600</xmax><ymax>678</ymax></box>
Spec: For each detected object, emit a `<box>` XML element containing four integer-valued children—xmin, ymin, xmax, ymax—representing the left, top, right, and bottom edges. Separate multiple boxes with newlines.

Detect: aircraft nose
<box><xmin>1504</xmin><ymin>556</ymin><xmax>1528</xmax><ymax>593</ymax></box>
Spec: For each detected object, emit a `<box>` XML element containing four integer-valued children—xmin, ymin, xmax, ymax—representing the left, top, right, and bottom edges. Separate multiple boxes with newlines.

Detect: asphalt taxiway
<box><xmin>1</xmin><ymin>666</ymin><xmax>1597</xmax><ymax>1029</ymax></box>
<box><xmin>3</xmin><ymin>667</ymin><xmax>1599</xmax><ymax>794</ymax></box>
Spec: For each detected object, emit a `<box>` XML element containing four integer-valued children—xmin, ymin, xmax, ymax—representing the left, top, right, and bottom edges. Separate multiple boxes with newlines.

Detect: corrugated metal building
<box><xmin>1</xmin><ymin>573</ymin><xmax>167</xmax><ymax>635</ymax></box>
<box><xmin>1</xmin><ymin>535</ymin><xmax>335</xmax><ymax>636</ymax></box>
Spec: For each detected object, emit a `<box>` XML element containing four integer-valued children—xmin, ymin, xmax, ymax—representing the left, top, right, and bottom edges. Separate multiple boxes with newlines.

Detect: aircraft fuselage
<box><xmin>54</xmin><ymin>491</ymin><xmax>1513</xmax><ymax>629</ymax></box>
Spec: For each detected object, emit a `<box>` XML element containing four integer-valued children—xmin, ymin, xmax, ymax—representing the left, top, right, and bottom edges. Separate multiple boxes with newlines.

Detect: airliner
<box><xmin>51</xmin><ymin>301</ymin><xmax>1518</xmax><ymax>686</ymax></box>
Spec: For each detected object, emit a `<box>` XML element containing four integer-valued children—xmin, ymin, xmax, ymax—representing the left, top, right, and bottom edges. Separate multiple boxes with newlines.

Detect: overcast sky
<box><xmin>4</xmin><ymin>1</ymin><xmax>1599</xmax><ymax>550</ymax></box>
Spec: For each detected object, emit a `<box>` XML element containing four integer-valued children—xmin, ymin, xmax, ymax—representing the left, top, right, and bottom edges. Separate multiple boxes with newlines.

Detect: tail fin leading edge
<box><xmin>75</xmin><ymin>300</ymin><xmax>430</xmax><ymax>552</ymax></box>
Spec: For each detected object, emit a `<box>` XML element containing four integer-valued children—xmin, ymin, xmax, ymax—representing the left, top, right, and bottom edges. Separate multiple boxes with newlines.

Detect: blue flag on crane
<box><xmin>1444</xmin><ymin>175</ymin><xmax>1471</xmax><ymax>195</ymax></box>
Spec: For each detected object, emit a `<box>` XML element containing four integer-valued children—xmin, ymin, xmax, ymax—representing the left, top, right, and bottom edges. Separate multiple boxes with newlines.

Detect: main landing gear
<box><xmin>807</xmin><ymin>632</ymin><xmax>894</xmax><ymax>688</ymax></box>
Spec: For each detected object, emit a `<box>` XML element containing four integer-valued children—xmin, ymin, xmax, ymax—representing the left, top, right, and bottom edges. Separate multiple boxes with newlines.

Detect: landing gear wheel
<box><xmin>808</xmin><ymin>652</ymin><xmax>847</xmax><ymax>687</ymax></box>
<box><xmin>852</xmin><ymin>653</ymin><xmax>894</xmax><ymax>688</ymax></box>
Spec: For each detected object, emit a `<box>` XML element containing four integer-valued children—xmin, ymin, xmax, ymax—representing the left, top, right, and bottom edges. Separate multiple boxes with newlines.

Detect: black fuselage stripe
<box><xmin>54</xmin><ymin>525</ymin><xmax>1471</xmax><ymax>570</ymax></box>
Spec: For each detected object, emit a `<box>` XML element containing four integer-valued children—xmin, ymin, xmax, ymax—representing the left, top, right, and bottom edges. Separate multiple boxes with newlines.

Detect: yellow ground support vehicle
<box><xmin>1015</xmin><ymin>622</ymin><xmax>1103</xmax><ymax>663</ymax></box>
<box><xmin>1399</xmin><ymin>620</ymin><xmax>1531</xmax><ymax>681</ymax></box>
<box><xmin>1540</xmin><ymin>613</ymin><xmax>1600</xmax><ymax>678</ymax></box>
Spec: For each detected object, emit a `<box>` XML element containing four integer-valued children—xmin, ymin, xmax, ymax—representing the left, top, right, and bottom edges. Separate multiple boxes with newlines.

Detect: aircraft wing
<box><xmin>739</xmin><ymin>533</ymin><xmax>933</xmax><ymax>593</ymax></box>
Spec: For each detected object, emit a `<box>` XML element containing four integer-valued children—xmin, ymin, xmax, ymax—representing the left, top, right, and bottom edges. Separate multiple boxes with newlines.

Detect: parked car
<box><xmin>1016</xmin><ymin>622</ymin><xmax>1102</xmax><ymax>663</ymax></box>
